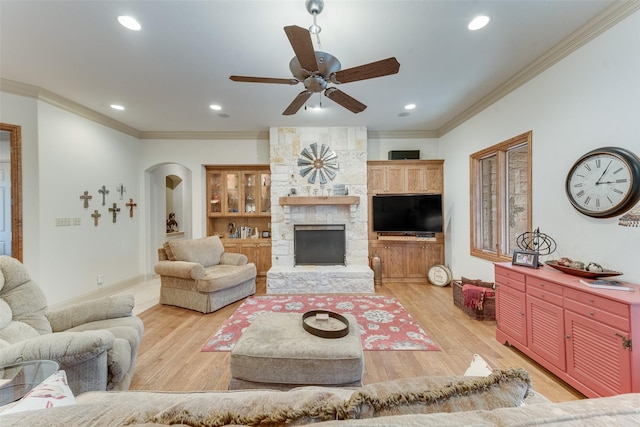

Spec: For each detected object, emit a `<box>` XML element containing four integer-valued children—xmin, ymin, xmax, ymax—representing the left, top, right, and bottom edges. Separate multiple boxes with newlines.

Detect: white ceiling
<box><xmin>0</xmin><ymin>0</ymin><xmax>626</xmax><ymax>136</ymax></box>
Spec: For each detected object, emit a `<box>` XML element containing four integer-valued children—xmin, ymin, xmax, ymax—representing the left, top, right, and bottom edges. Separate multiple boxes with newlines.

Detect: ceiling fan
<box><xmin>229</xmin><ymin>2</ymin><xmax>400</xmax><ymax>115</ymax></box>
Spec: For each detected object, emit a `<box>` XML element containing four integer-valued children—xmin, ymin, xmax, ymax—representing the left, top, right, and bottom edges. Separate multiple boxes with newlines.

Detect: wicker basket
<box><xmin>452</xmin><ymin>279</ymin><xmax>496</xmax><ymax>321</ymax></box>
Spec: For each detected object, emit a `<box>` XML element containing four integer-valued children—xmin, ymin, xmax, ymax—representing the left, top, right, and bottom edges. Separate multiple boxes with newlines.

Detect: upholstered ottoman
<box><xmin>229</xmin><ymin>312</ymin><xmax>364</xmax><ymax>390</ymax></box>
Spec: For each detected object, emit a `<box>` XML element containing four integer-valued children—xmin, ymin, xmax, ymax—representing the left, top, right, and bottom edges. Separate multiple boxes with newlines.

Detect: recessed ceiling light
<box><xmin>118</xmin><ymin>16</ymin><xmax>141</xmax><ymax>31</ymax></box>
<box><xmin>404</xmin><ymin>104</ymin><xmax>416</xmax><ymax>110</ymax></box>
<box><xmin>468</xmin><ymin>15</ymin><xmax>490</xmax><ymax>31</ymax></box>
<box><xmin>110</xmin><ymin>104</ymin><xmax>125</xmax><ymax>111</ymax></box>
<box><xmin>209</xmin><ymin>104</ymin><xmax>222</xmax><ymax>111</ymax></box>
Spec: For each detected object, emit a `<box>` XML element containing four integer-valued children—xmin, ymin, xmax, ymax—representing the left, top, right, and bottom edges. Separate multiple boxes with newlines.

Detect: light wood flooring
<box><xmin>129</xmin><ymin>278</ymin><xmax>585</xmax><ymax>402</ymax></box>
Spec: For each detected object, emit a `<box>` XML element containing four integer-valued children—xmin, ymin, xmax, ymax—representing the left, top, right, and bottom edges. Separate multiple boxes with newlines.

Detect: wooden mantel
<box><xmin>279</xmin><ymin>196</ymin><xmax>360</xmax><ymax>206</ymax></box>
<box><xmin>278</xmin><ymin>196</ymin><xmax>361</xmax><ymax>223</ymax></box>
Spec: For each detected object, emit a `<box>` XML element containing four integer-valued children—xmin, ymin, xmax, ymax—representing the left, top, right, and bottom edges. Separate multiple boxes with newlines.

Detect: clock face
<box><xmin>297</xmin><ymin>143</ymin><xmax>339</xmax><ymax>184</ymax></box>
<box><xmin>565</xmin><ymin>147</ymin><xmax>640</xmax><ymax>218</ymax></box>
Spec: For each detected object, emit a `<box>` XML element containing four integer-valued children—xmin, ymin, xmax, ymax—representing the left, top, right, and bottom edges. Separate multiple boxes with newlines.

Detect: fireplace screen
<box><xmin>294</xmin><ymin>224</ymin><xmax>346</xmax><ymax>266</ymax></box>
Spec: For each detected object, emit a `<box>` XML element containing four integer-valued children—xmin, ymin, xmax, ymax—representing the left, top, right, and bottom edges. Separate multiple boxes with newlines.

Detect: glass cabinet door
<box><xmin>243</xmin><ymin>172</ymin><xmax>256</xmax><ymax>213</ymax></box>
<box><xmin>226</xmin><ymin>172</ymin><xmax>240</xmax><ymax>213</ymax></box>
<box><xmin>259</xmin><ymin>172</ymin><xmax>271</xmax><ymax>214</ymax></box>
<box><xmin>208</xmin><ymin>171</ymin><xmax>223</xmax><ymax>214</ymax></box>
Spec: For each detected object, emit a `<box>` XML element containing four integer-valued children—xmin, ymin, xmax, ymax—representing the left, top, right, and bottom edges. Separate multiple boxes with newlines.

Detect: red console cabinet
<box><xmin>495</xmin><ymin>262</ymin><xmax>640</xmax><ymax>397</ymax></box>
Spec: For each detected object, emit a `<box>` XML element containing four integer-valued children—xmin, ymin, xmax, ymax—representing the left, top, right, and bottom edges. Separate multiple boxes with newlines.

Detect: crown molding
<box><xmin>0</xmin><ymin>79</ymin><xmax>141</xmax><ymax>138</ymax></box>
<box><xmin>367</xmin><ymin>130</ymin><xmax>438</xmax><ymax>140</ymax></box>
<box><xmin>139</xmin><ymin>130</ymin><xmax>269</xmax><ymax>140</ymax></box>
<box><xmin>2</xmin><ymin>1</ymin><xmax>638</xmax><ymax>141</ymax></box>
<box><xmin>437</xmin><ymin>0</ymin><xmax>640</xmax><ymax>137</ymax></box>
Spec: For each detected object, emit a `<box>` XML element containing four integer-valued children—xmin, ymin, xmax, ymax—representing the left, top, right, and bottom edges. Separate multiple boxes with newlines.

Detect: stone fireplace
<box><xmin>266</xmin><ymin>127</ymin><xmax>374</xmax><ymax>294</ymax></box>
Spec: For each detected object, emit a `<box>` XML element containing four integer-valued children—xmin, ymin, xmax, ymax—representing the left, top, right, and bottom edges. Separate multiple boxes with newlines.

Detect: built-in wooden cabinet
<box><xmin>205</xmin><ymin>165</ymin><xmax>271</xmax><ymax>275</ymax></box>
<box><xmin>223</xmin><ymin>240</ymin><xmax>272</xmax><ymax>276</ymax></box>
<box><xmin>370</xmin><ymin>238</ymin><xmax>444</xmax><ymax>283</ymax></box>
<box><xmin>367</xmin><ymin>160</ymin><xmax>443</xmax><ymax>194</ymax></box>
<box><xmin>367</xmin><ymin>160</ymin><xmax>445</xmax><ymax>284</ymax></box>
<box><xmin>496</xmin><ymin>262</ymin><xmax>640</xmax><ymax>397</ymax></box>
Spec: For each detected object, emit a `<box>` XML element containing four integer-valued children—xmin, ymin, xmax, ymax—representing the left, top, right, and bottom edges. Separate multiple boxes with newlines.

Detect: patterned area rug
<box><xmin>201</xmin><ymin>295</ymin><xmax>440</xmax><ymax>351</ymax></box>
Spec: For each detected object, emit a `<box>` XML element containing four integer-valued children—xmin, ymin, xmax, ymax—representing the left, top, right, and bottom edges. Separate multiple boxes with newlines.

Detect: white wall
<box><xmin>440</xmin><ymin>10</ymin><xmax>640</xmax><ymax>283</ymax></box>
<box><xmin>367</xmin><ymin>137</ymin><xmax>440</xmax><ymax>160</ymax></box>
<box><xmin>0</xmin><ymin>95</ymin><xmax>144</xmax><ymax>305</ymax></box>
<box><xmin>0</xmin><ymin>92</ymin><xmax>42</xmax><ymax>284</ymax></box>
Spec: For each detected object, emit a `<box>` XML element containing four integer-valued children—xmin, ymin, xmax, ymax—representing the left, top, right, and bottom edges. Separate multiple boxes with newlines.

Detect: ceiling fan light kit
<box><xmin>229</xmin><ymin>1</ymin><xmax>400</xmax><ymax>116</ymax></box>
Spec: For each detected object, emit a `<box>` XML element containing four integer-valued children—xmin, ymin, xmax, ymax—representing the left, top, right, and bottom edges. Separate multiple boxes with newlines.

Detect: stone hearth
<box><xmin>267</xmin><ymin>127</ymin><xmax>374</xmax><ymax>294</ymax></box>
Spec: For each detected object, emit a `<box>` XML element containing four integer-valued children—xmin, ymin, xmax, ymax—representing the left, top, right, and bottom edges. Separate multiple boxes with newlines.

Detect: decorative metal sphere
<box><xmin>516</xmin><ymin>228</ymin><xmax>557</xmax><ymax>256</ymax></box>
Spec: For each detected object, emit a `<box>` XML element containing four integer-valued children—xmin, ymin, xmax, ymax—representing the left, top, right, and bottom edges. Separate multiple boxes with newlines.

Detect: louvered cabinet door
<box><xmin>527</xmin><ymin>295</ymin><xmax>566</xmax><ymax>370</ymax></box>
<box><xmin>496</xmin><ymin>283</ymin><xmax>527</xmax><ymax>347</ymax></box>
<box><xmin>564</xmin><ymin>310</ymin><xmax>632</xmax><ymax>396</ymax></box>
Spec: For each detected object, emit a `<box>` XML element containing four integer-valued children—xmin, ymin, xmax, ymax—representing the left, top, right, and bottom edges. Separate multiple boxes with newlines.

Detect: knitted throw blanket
<box><xmin>462</xmin><ymin>284</ymin><xmax>489</xmax><ymax>310</ymax></box>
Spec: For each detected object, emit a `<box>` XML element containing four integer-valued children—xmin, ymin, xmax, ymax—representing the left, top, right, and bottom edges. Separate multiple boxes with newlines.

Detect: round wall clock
<box><xmin>427</xmin><ymin>264</ymin><xmax>452</xmax><ymax>286</ymax></box>
<box><xmin>297</xmin><ymin>142</ymin><xmax>339</xmax><ymax>184</ymax></box>
<box><xmin>565</xmin><ymin>146</ymin><xmax>640</xmax><ymax>218</ymax></box>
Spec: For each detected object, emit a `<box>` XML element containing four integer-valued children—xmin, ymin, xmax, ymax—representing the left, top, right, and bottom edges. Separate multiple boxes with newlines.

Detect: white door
<box><xmin>0</xmin><ymin>162</ymin><xmax>11</xmax><ymax>256</ymax></box>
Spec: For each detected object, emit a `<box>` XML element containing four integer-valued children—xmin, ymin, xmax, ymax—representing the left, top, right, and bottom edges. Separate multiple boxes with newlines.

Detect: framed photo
<box><xmin>512</xmin><ymin>250</ymin><xmax>539</xmax><ymax>269</ymax></box>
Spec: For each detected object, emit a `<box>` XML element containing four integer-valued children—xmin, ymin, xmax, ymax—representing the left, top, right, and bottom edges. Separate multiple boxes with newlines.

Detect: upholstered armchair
<box><xmin>0</xmin><ymin>256</ymin><xmax>144</xmax><ymax>395</ymax></box>
<box><xmin>155</xmin><ymin>236</ymin><xmax>256</xmax><ymax>313</ymax></box>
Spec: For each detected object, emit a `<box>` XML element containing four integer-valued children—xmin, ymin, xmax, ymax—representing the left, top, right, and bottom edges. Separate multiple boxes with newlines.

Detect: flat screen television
<box><xmin>372</xmin><ymin>194</ymin><xmax>443</xmax><ymax>234</ymax></box>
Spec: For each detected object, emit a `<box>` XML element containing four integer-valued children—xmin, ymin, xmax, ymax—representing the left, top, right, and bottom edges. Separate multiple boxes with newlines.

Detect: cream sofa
<box><xmin>154</xmin><ymin>236</ymin><xmax>256</xmax><ymax>313</ymax></box>
<box><xmin>2</xmin><ymin>369</ymin><xmax>640</xmax><ymax>426</ymax></box>
<box><xmin>0</xmin><ymin>256</ymin><xmax>144</xmax><ymax>395</ymax></box>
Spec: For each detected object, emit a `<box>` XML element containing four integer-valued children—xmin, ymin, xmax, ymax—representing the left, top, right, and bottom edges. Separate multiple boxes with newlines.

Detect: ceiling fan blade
<box><xmin>324</xmin><ymin>88</ymin><xmax>367</xmax><ymax>113</ymax></box>
<box><xmin>330</xmin><ymin>57</ymin><xmax>400</xmax><ymax>84</ymax></box>
<box><xmin>284</xmin><ymin>25</ymin><xmax>319</xmax><ymax>72</ymax></box>
<box><xmin>230</xmin><ymin>75</ymin><xmax>298</xmax><ymax>85</ymax></box>
<box><xmin>283</xmin><ymin>90</ymin><xmax>312</xmax><ymax>115</ymax></box>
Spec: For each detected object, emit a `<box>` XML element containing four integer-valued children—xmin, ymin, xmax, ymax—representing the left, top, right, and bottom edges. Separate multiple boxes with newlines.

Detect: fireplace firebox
<box><xmin>294</xmin><ymin>224</ymin><xmax>346</xmax><ymax>266</ymax></box>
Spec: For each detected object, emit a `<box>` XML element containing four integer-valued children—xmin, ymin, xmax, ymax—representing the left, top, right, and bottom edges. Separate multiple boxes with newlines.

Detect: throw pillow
<box><xmin>350</xmin><ymin>368</ymin><xmax>531</xmax><ymax>418</ymax></box>
<box><xmin>1</xmin><ymin>370</ymin><xmax>76</xmax><ymax>415</ymax></box>
<box><xmin>464</xmin><ymin>354</ymin><xmax>494</xmax><ymax>376</ymax></box>
<box><xmin>162</xmin><ymin>242</ymin><xmax>176</xmax><ymax>261</ymax></box>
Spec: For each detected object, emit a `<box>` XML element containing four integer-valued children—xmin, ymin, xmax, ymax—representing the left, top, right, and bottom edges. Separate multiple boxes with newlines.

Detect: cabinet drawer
<box><xmin>526</xmin><ymin>277</ymin><xmax>563</xmax><ymax>305</ymax></box>
<box><xmin>564</xmin><ymin>288</ymin><xmax>629</xmax><ymax>319</ymax></box>
<box><xmin>564</xmin><ymin>290</ymin><xmax>629</xmax><ymax>331</ymax></box>
<box><xmin>527</xmin><ymin>288</ymin><xmax>563</xmax><ymax>306</ymax></box>
<box><xmin>496</xmin><ymin>273</ymin><xmax>525</xmax><ymax>292</ymax></box>
<box><xmin>527</xmin><ymin>277</ymin><xmax>563</xmax><ymax>295</ymax></box>
<box><xmin>495</xmin><ymin>266</ymin><xmax>525</xmax><ymax>282</ymax></box>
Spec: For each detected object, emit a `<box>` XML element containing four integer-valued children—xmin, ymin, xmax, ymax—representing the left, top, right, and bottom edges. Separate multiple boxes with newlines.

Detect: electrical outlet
<box><xmin>55</xmin><ymin>218</ymin><xmax>71</xmax><ymax>226</ymax></box>
<box><xmin>97</xmin><ymin>274</ymin><xmax>104</xmax><ymax>285</ymax></box>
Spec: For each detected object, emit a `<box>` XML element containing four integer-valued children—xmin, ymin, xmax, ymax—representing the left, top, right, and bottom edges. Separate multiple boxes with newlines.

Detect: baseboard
<box><xmin>48</xmin><ymin>275</ymin><xmax>146</xmax><ymax>311</ymax></box>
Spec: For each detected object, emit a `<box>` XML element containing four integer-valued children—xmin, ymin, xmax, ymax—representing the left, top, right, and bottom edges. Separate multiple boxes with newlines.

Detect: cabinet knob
<box><xmin>589</xmin><ymin>312</ymin><xmax>595</xmax><ymax>316</ymax></box>
<box><xmin>565</xmin><ymin>334</ymin><xmax>571</xmax><ymax>339</ymax></box>
<box><xmin>588</xmin><ymin>298</ymin><xmax>594</xmax><ymax>303</ymax></box>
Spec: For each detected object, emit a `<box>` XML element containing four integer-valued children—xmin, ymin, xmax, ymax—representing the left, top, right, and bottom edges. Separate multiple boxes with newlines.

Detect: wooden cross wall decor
<box><xmin>126</xmin><ymin>198</ymin><xmax>137</xmax><ymax>217</ymax></box>
<box><xmin>91</xmin><ymin>210</ymin><xmax>101</xmax><ymax>226</ymax></box>
<box><xmin>80</xmin><ymin>191</ymin><xmax>92</xmax><ymax>208</ymax></box>
<box><xmin>117</xmin><ymin>184</ymin><xmax>126</xmax><ymax>200</ymax></box>
<box><xmin>109</xmin><ymin>203</ymin><xmax>121</xmax><ymax>223</ymax></box>
<box><xmin>98</xmin><ymin>185</ymin><xmax>109</xmax><ymax>206</ymax></box>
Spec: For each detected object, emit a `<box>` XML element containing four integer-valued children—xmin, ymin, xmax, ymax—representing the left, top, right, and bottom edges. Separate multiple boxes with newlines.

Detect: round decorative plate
<box><xmin>297</xmin><ymin>143</ymin><xmax>339</xmax><ymax>184</ymax></box>
<box><xmin>545</xmin><ymin>260</ymin><xmax>622</xmax><ymax>278</ymax></box>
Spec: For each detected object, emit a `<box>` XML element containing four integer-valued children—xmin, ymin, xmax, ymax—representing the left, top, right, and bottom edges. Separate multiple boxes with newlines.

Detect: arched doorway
<box><xmin>145</xmin><ymin>163</ymin><xmax>192</xmax><ymax>275</ymax></box>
